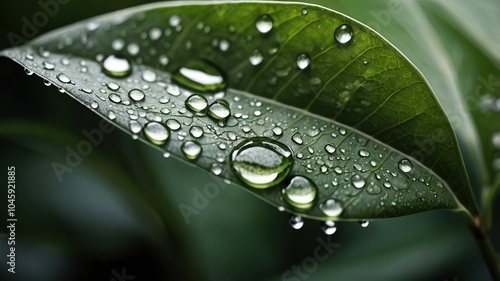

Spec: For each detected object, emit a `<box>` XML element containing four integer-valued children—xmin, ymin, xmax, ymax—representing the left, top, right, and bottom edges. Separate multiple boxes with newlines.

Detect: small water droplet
<box><xmin>108</xmin><ymin>110</ymin><xmax>117</xmax><ymax>120</ymax></box>
<box><xmin>42</xmin><ymin>61</ymin><xmax>55</xmax><ymax>70</ymax></box>
<box><xmin>108</xmin><ymin>93</ymin><xmax>122</xmax><ymax>104</ymax></box>
<box><xmin>398</xmin><ymin>158</ymin><xmax>413</xmax><ymax>173</ymax></box>
<box><xmin>283</xmin><ymin>176</ymin><xmax>317</xmax><ymax>209</ymax></box>
<box><xmin>272</xmin><ymin>126</ymin><xmax>283</xmax><ymax>136</ymax></box>
<box><xmin>211</xmin><ymin>163</ymin><xmax>222</xmax><ymax>175</ymax></box>
<box><xmin>359</xmin><ymin>221</ymin><xmax>369</xmax><ymax>227</ymax></box>
<box><xmin>90</xmin><ymin>101</ymin><xmax>99</xmax><ymax>109</ymax></box>
<box><xmin>296</xmin><ymin>53</ymin><xmax>311</xmax><ymax>69</ymax></box>
<box><xmin>169</xmin><ymin>15</ymin><xmax>181</xmax><ymax>27</ymax></box>
<box><xmin>149</xmin><ymin>27</ymin><xmax>162</xmax><ymax>40</ymax></box>
<box><xmin>166</xmin><ymin>119</ymin><xmax>181</xmax><ymax>131</ymax></box>
<box><xmin>325</xmin><ymin>144</ymin><xmax>336</xmax><ymax>154</ymax></box>
<box><xmin>107</xmin><ymin>82</ymin><xmax>120</xmax><ymax>91</ymax></box>
<box><xmin>172</xmin><ymin>60</ymin><xmax>226</xmax><ymax>92</ymax></box>
<box><xmin>182</xmin><ymin>141</ymin><xmax>202</xmax><ymax>160</ymax></box>
<box><xmin>44</xmin><ymin>79</ymin><xmax>52</xmax><ymax>86</ymax></box>
<box><xmin>351</xmin><ymin>174</ymin><xmax>366</xmax><ymax>188</ymax></box>
<box><xmin>320</xmin><ymin>220</ymin><xmax>337</xmax><ymax>235</ymax></box>
<box><xmin>319</xmin><ymin>199</ymin><xmax>343</xmax><ymax>217</ymax></box>
<box><xmin>129</xmin><ymin>120</ymin><xmax>142</xmax><ymax>134</ymax></box>
<box><xmin>128</xmin><ymin>89</ymin><xmax>145</xmax><ymax>102</ymax></box>
<box><xmin>189</xmin><ymin>126</ymin><xmax>204</xmax><ymax>138</ymax></box>
<box><xmin>334</xmin><ymin>24</ymin><xmax>353</xmax><ymax>44</ymax></box>
<box><xmin>208</xmin><ymin>99</ymin><xmax>231</xmax><ymax>120</ymax></box>
<box><xmin>289</xmin><ymin>215</ymin><xmax>304</xmax><ymax>230</ymax></box>
<box><xmin>292</xmin><ymin>132</ymin><xmax>303</xmax><ymax>145</ymax></box>
<box><xmin>230</xmin><ymin>137</ymin><xmax>293</xmax><ymax>189</ymax></box>
<box><xmin>358</xmin><ymin>149</ymin><xmax>370</xmax><ymax>157</ymax></box>
<box><xmin>57</xmin><ymin>73</ymin><xmax>71</xmax><ymax>83</ymax></box>
<box><xmin>142</xmin><ymin>70</ymin><xmax>157</xmax><ymax>82</ymax></box>
<box><xmin>144</xmin><ymin>121</ymin><xmax>170</xmax><ymax>145</ymax></box>
<box><xmin>363</xmin><ymin>59</ymin><xmax>368</xmax><ymax>65</ymax></box>
<box><xmin>249</xmin><ymin>49</ymin><xmax>264</xmax><ymax>66</ymax></box>
<box><xmin>302</xmin><ymin>8</ymin><xmax>308</xmax><ymax>15</ymax></box>
<box><xmin>219</xmin><ymin>39</ymin><xmax>230</xmax><ymax>52</ymax></box>
<box><xmin>186</xmin><ymin>94</ymin><xmax>208</xmax><ymax>114</ymax></box>
<box><xmin>255</xmin><ymin>14</ymin><xmax>273</xmax><ymax>34</ymax></box>
<box><xmin>102</xmin><ymin>55</ymin><xmax>132</xmax><ymax>77</ymax></box>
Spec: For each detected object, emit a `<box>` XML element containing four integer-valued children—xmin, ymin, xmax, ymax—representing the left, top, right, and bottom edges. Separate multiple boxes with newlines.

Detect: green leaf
<box><xmin>0</xmin><ymin>1</ymin><xmax>478</xmax><ymax>220</ymax></box>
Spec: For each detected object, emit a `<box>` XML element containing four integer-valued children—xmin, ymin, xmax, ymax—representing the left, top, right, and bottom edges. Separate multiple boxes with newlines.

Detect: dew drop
<box><xmin>249</xmin><ymin>49</ymin><xmax>264</xmax><ymax>66</ymax></box>
<box><xmin>358</xmin><ymin>149</ymin><xmax>370</xmax><ymax>157</ymax></box>
<box><xmin>189</xmin><ymin>126</ymin><xmax>204</xmax><ymax>138</ymax></box>
<box><xmin>56</xmin><ymin>73</ymin><xmax>71</xmax><ymax>83</ymax></box>
<box><xmin>149</xmin><ymin>27</ymin><xmax>162</xmax><ymax>40</ymax></box>
<box><xmin>169</xmin><ymin>15</ymin><xmax>181</xmax><ymax>27</ymax></box>
<box><xmin>302</xmin><ymin>8</ymin><xmax>308</xmax><ymax>15</ymax></box>
<box><xmin>359</xmin><ymin>221</ymin><xmax>370</xmax><ymax>228</ymax></box>
<box><xmin>230</xmin><ymin>137</ymin><xmax>293</xmax><ymax>189</ymax></box>
<box><xmin>166</xmin><ymin>119</ymin><xmax>181</xmax><ymax>131</ymax></box>
<box><xmin>129</xmin><ymin>120</ymin><xmax>142</xmax><ymax>134</ymax></box>
<box><xmin>208</xmin><ymin>99</ymin><xmax>231</xmax><ymax>120</ymax></box>
<box><xmin>292</xmin><ymin>132</ymin><xmax>303</xmax><ymax>145</ymax></box>
<box><xmin>24</xmin><ymin>68</ymin><xmax>34</xmax><ymax>75</ymax></box>
<box><xmin>398</xmin><ymin>158</ymin><xmax>413</xmax><ymax>173</ymax></box>
<box><xmin>334</xmin><ymin>24</ymin><xmax>353</xmax><ymax>44</ymax></box>
<box><xmin>144</xmin><ymin>121</ymin><xmax>170</xmax><ymax>145</ymax></box>
<box><xmin>296</xmin><ymin>53</ymin><xmax>311</xmax><ymax>69</ymax></box>
<box><xmin>44</xmin><ymin>80</ymin><xmax>52</xmax><ymax>86</ymax></box>
<box><xmin>142</xmin><ymin>70</ymin><xmax>157</xmax><ymax>82</ymax></box>
<box><xmin>90</xmin><ymin>101</ymin><xmax>99</xmax><ymax>109</ymax></box>
<box><xmin>320</xmin><ymin>220</ymin><xmax>337</xmax><ymax>235</ymax></box>
<box><xmin>181</xmin><ymin>141</ymin><xmax>202</xmax><ymax>160</ymax></box>
<box><xmin>128</xmin><ymin>89</ymin><xmax>145</xmax><ymax>102</ymax></box>
<box><xmin>102</xmin><ymin>55</ymin><xmax>132</xmax><ymax>77</ymax></box>
<box><xmin>185</xmin><ymin>94</ymin><xmax>208</xmax><ymax>114</ymax></box>
<box><xmin>211</xmin><ymin>163</ymin><xmax>222</xmax><ymax>175</ymax></box>
<box><xmin>325</xmin><ymin>144</ymin><xmax>336</xmax><ymax>154</ymax></box>
<box><xmin>42</xmin><ymin>61</ymin><xmax>55</xmax><ymax>70</ymax></box>
<box><xmin>319</xmin><ymin>199</ymin><xmax>343</xmax><ymax>217</ymax></box>
<box><xmin>272</xmin><ymin>126</ymin><xmax>283</xmax><ymax>136</ymax></box>
<box><xmin>351</xmin><ymin>174</ymin><xmax>366</xmax><ymax>188</ymax></box>
<box><xmin>108</xmin><ymin>110</ymin><xmax>117</xmax><ymax>120</ymax></box>
<box><xmin>255</xmin><ymin>14</ymin><xmax>273</xmax><ymax>34</ymax></box>
<box><xmin>283</xmin><ymin>176</ymin><xmax>317</xmax><ymax>209</ymax></box>
<box><xmin>108</xmin><ymin>93</ymin><xmax>122</xmax><ymax>104</ymax></box>
<box><xmin>172</xmin><ymin>60</ymin><xmax>226</xmax><ymax>92</ymax></box>
<box><xmin>289</xmin><ymin>215</ymin><xmax>304</xmax><ymax>230</ymax></box>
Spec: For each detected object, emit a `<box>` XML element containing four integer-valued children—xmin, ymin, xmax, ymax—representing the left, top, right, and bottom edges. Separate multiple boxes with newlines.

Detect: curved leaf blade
<box><xmin>0</xmin><ymin>1</ymin><xmax>476</xmax><ymax>220</ymax></box>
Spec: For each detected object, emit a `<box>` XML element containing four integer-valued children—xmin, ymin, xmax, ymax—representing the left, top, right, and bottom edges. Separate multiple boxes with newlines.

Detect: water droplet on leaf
<box><xmin>102</xmin><ymin>55</ymin><xmax>132</xmax><ymax>77</ymax></box>
<box><xmin>289</xmin><ymin>215</ymin><xmax>304</xmax><ymax>230</ymax></box>
<box><xmin>398</xmin><ymin>158</ymin><xmax>413</xmax><ymax>173</ymax></box>
<box><xmin>255</xmin><ymin>14</ymin><xmax>273</xmax><ymax>34</ymax></box>
<box><xmin>144</xmin><ymin>121</ymin><xmax>170</xmax><ymax>145</ymax></box>
<box><xmin>182</xmin><ymin>141</ymin><xmax>202</xmax><ymax>160</ymax></box>
<box><xmin>320</xmin><ymin>199</ymin><xmax>343</xmax><ymax>217</ymax></box>
<box><xmin>334</xmin><ymin>24</ymin><xmax>353</xmax><ymax>44</ymax></box>
<box><xmin>283</xmin><ymin>176</ymin><xmax>317</xmax><ymax>209</ymax></box>
<box><xmin>296</xmin><ymin>53</ymin><xmax>311</xmax><ymax>69</ymax></box>
<box><xmin>320</xmin><ymin>220</ymin><xmax>337</xmax><ymax>235</ymax></box>
<box><xmin>208</xmin><ymin>99</ymin><xmax>231</xmax><ymax>120</ymax></box>
<box><xmin>128</xmin><ymin>89</ymin><xmax>145</xmax><ymax>102</ymax></box>
<box><xmin>172</xmin><ymin>60</ymin><xmax>226</xmax><ymax>92</ymax></box>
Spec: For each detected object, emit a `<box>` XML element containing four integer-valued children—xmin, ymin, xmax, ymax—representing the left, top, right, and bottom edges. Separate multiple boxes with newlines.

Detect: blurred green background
<box><xmin>0</xmin><ymin>0</ymin><xmax>498</xmax><ymax>280</ymax></box>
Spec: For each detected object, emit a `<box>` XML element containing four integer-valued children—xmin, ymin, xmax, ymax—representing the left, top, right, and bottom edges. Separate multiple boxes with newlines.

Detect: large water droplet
<box><xmin>181</xmin><ymin>141</ymin><xmax>202</xmax><ymax>160</ymax></box>
<box><xmin>172</xmin><ymin>60</ymin><xmax>226</xmax><ymax>92</ymax></box>
<box><xmin>230</xmin><ymin>137</ymin><xmax>293</xmax><ymax>189</ymax></box>
<box><xmin>144</xmin><ymin>121</ymin><xmax>170</xmax><ymax>145</ymax></box>
<box><xmin>319</xmin><ymin>199</ymin><xmax>343</xmax><ymax>217</ymax></box>
<box><xmin>102</xmin><ymin>55</ymin><xmax>132</xmax><ymax>77</ymax></box>
<box><xmin>334</xmin><ymin>24</ymin><xmax>353</xmax><ymax>44</ymax></box>
<box><xmin>296</xmin><ymin>53</ymin><xmax>311</xmax><ymax>69</ymax></box>
<box><xmin>283</xmin><ymin>176</ymin><xmax>317</xmax><ymax>209</ymax></box>
<box><xmin>108</xmin><ymin>93</ymin><xmax>121</xmax><ymax>104</ymax></box>
<box><xmin>128</xmin><ymin>89</ymin><xmax>145</xmax><ymax>102</ymax></box>
<box><xmin>186</xmin><ymin>94</ymin><xmax>208</xmax><ymax>114</ymax></box>
<box><xmin>320</xmin><ymin>220</ymin><xmax>337</xmax><ymax>235</ymax></box>
<box><xmin>166</xmin><ymin>119</ymin><xmax>181</xmax><ymax>131</ymax></box>
<box><xmin>398</xmin><ymin>158</ymin><xmax>413</xmax><ymax>173</ymax></box>
<box><xmin>351</xmin><ymin>174</ymin><xmax>366</xmax><ymax>188</ymax></box>
<box><xmin>255</xmin><ymin>14</ymin><xmax>273</xmax><ymax>34</ymax></box>
<box><xmin>208</xmin><ymin>99</ymin><xmax>231</xmax><ymax>120</ymax></box>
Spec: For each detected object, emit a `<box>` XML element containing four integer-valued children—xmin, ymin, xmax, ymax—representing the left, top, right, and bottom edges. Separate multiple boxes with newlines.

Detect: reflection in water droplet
<box><xmin>230</xmin><ymin>137</ymin><xmax>293</xmax><ymax>189</ymax></box>
<box><xmin>249</xmin><ymin>49</ymin><xmax>264</xmax><ymax>66</ymax></box>
<box><xmin>289</xmin><ymin>215</ymin><xmax>304</xmax><ymax>230</ymax></box>
<box><xmin>351</xmin><ymin>174</ymin><xmax>366</xmax><ymax>188</ymax></box>
<box><xmin>320</xmin><ymin>220</ymin><xmax>337</xmax><ymax>235</ymax></box>
<box><xmin>283</xmin><ymin>176</ymin><xmax>317</xmax><ymax>209</ymax></box>
<box><xmin>144</xmin><ymin>121</ymin><xmax>170</xmax><ymax>145</ymax></box>
<box><xmin>398</xmin><ymin>158</ymin><xmax>413</xmax><ymax>173</ymax></box>
<box><xmin>186</xmin><ymin>94</ymin><xmax>208</xmax><ymax>114</ymax></box>
<box><xmin>189</xmin><ymin>126</ymin><xmax>204</xmax><ymax>138</ymax></box>
<box><xmin>334</xmin><ymin>24</ymin><xmax>353</xmax><ymax>44</ymax></box>
<box><xmin>57</xmin><ymin>73</ymin><xmax>71</xmax><ymax>83</ymax></box>
<box><xmin>128</xmin><ymin>89</ymin><xmax>145</xmax><ymax>102</ymax></box>
<box><xmin>296</xmin><ymin>53</ymin><xmax>311</xmax><ymax>69</ymax></box>
<box><xmin>182</xmin><ymin>141</ymin><xmax>202</xmax><ymax>160</ymax></box>
<box><xmin>208</xmin><ymin>99</ymin><xmax>231</xmax><ymax>120</ymax></box>
<box><xmin>172</xmin><ymin>60</ymin><xmax>226</xmax><ymax>92</ymax></box>
<box><xmin>255</xmin><ymin>14</ymin><xmax>273</xmax><ymax>34</ymax></box>
<box><xmin>102</xmin><ymin>55</ymin><xmax>132</xmax><ymax>77</ymax></box>
<box><xmin>320</xmin><ymin>199</ymin><xmax>343</xmax><ymax>217</ymax></box>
